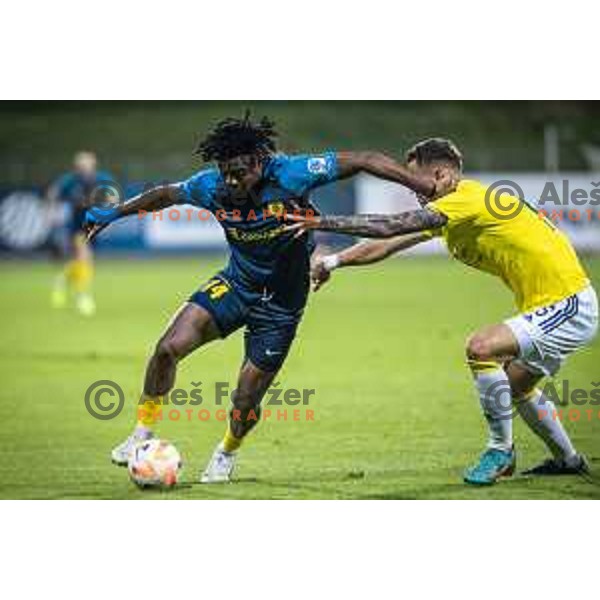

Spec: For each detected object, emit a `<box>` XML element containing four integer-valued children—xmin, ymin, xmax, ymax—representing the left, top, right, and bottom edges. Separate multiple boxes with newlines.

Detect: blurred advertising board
<box><xmin>0</xmin><ymin>179</ymin><xmax>354</xmax><ymax>254</ymax></box>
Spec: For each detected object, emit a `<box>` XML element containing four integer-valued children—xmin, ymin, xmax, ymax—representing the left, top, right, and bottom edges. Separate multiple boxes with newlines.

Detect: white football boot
<box><xmin>200</xmin><ymin>443</ymin><xmax>237</xmax><ymax>483</ymax></box>
<box><xmin>76</xmin><ymin>293</ymin><xmax>96</xmax><ymax>316</ymax></box>
<box><xmin>111</xmin><ymin>429</ymin><xmax>154</xmax><ymax>466</ymax></box>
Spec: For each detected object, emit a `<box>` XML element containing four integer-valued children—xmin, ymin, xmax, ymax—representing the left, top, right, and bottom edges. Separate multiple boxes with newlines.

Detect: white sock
<box><xmin>471</xmin><ymin>364</ymin><xmax>513</xmax><ymax>452</ymax></box>
<box><xmin>517</xmin><ymin>389</ymin><xmax>578</xmax><ymax>464</ymax></box>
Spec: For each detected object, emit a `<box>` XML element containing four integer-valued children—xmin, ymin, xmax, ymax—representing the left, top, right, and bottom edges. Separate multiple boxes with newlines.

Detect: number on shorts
<box><xmin>202</xmin><ymin>278</ymin><xmax>231</xmax><ymax>301</ymax></box>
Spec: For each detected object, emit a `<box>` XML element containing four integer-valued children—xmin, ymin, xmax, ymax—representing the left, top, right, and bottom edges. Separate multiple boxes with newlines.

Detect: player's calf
<box><xmin>201</xmin><ymin>360</ymin><xmax>274</xmax><ymax>483</ymax></box>
<box><xmin>144</xmin><ymin>335</ymin><xmax>189</xmax><ymax>396</ymax></box>
<box><xmin>464</xmin><ymin>325</ymin><xmax>521</xmax><ymax>485</ymax></box>
<box><xmin>513</xmin><ymin>386</ymin><xmax>586</xmax><ymax>476</ymax></box>
<box><xmin>112</xmin><ymin>303</ymin><xmax>219</xmax><ymax>467</ymax></box>
<box><xmin>229</xmin><ymin>388</ymin><xmax>263</xmax><ymax>440</ymax></box>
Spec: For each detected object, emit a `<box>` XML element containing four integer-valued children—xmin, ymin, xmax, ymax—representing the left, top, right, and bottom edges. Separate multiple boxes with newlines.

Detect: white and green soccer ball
<box><xmin>128</xmin><ymin>439</ymin><xmax>182</xmax><ymax>488</ymax></box>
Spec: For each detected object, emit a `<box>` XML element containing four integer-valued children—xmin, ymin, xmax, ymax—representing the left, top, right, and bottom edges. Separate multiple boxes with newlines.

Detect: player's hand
<box><xmin>84</xmin><ymin>221</ymin><xmax>108</xmax><ymax>242</ymax></box>
<box><xmin>83</xmin><ymin>208</ymin><xmax>116</xmax><ymax>241</ymax></box>
<box><xmin>310</xmin><ymin>256</ymin><xmax>332</xmax><ymax>292</ymax></box>
<box><xmin>284</xmin><ymin>213</ymin><xmax>321</xmax><ymax>239</ymax></box>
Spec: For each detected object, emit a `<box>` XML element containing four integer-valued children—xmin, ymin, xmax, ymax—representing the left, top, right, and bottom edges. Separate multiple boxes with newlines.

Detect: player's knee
<box><xmin>466</xmin><ymin>333</ymin><xmax>495</xmax><ymax>362</ymax></box>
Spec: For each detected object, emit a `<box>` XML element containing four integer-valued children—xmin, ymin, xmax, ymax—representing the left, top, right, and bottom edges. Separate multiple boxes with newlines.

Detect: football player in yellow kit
<box><xmin>288</xmin><ymin>138</ymin><xmax>599</xmax><ymax>485</ymax></box>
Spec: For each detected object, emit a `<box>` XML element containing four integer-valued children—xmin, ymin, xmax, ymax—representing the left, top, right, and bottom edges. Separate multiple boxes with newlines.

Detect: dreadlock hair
<box><xmin>194</xmin><ymin>111</ymin><xmax>278</xmax><ymax>163</ymax></box>
<box><xmin>405</xmin><ymin>138</ymin><xmax>463</xmax><ymax>172</ymax></box>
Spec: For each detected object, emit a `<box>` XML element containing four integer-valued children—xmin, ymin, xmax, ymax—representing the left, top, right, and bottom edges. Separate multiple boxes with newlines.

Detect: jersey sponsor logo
<box><xmin>307</xmin><ymin>157</ymin><xmax>328</xmax><ymax>175</ymax></box>
<box><xmin>226</xmin><ymin>224</ymin><xmax>286</xmax><ymax>244</ymax></box>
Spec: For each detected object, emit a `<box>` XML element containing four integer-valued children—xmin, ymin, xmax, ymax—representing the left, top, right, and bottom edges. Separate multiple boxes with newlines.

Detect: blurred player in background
<box><xmin>48</xmin><ymin>151</ymin><xmax>111</xmax><ymax>316</ymax></box>
<box><xmin>290</xmin><ymin>138</ymin><xmax>599</xmax><ymax>486</ymax></box>
<box><xmin>84</xmin><ymin>113</ymin><xmax>428</xmax><ymax>483</ymax></box>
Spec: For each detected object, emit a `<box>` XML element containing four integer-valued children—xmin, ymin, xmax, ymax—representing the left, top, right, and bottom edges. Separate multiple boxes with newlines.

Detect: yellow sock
<box><xmin>65</xmin><ymin>260</ymin><xmax>78</xmax><ymax>288</ymax></box>
<box><xmin>222</xmin><ymin>425</ymin><xmax>243</xmax><ymax>453</ymax></box>
<box><xmin>73</xmin><ymin>259</ymin><xmax>93</xmax><ymax>293</ymax></box>
<box><xmin>137</xmin><ymin>395</ymin><xmax>163</xmax><ymax>428</ymax></box>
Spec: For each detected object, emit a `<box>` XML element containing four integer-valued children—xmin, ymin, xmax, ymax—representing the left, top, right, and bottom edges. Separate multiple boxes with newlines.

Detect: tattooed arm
<box><xmin>290</xmin><ymin>208</ymin><xmax>448</xmax><ymax>239</ymax></box>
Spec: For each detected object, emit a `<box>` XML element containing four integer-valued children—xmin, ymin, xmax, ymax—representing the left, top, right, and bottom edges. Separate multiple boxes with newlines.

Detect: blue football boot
<box><xmin>464</xmin><ymin>447</ymin><xmax>516</xmax><ymax>485</ymax></box>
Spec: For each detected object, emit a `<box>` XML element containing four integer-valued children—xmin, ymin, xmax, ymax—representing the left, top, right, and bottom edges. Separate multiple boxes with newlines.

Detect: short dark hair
<box><xmin>406</xmin><ymin>138</ymin><xmax>463</xmax><ymax>171</ymax></box>
<box><xmin>194</xmin><ymin>111</ymin><xmax>278</xmax><ymax>163</ymax></box>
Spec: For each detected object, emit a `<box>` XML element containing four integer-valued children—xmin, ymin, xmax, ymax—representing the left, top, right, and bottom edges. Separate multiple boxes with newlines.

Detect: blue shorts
<box><xmin>189</xmin><ymin>272</ymin><xmax>304</xmax><ymax>373</ymax></box>
<box><xmin>68</xmin><ymin>207</ymin><xmax>87</xmax><ymax>236</ymax></box>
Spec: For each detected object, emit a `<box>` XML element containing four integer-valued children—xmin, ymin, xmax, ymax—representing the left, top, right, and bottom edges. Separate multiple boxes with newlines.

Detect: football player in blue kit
<box><xmin>49</xmin><ymin>151</ymin><xmax>113</xmax><ymax>315</ymax></box>
<box><xmin>85</xmin><ymin>113</ymin><xmax>414</xmax><ymax>482</ymax></box>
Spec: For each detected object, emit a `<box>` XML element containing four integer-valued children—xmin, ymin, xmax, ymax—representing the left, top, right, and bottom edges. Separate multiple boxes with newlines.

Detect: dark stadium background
<box><xmin>2</xmin><ymin>101</ymin><xmax>600</xmax><ymax>183</ymax></box>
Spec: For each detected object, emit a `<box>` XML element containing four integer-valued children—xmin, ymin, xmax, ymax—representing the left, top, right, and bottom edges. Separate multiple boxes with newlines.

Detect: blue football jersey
<box><xmin>53</xmin><ymin>170</ymin><xmax>114</xmax><ymax>207</ymax></box>
<box><xmin>178</xmin><ymin>152</ymin><xmax>338</xmax><ymax>310</ymax></box>
<box><xmin>52</xmin><ymin>170</ymin><xmax>114</xmax><ymax>233</ymax></box>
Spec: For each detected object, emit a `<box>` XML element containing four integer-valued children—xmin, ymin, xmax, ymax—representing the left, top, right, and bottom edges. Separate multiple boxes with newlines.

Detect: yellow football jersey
<box><xmin>428</xmin><ymin>179</ymin><xmax>589</xmax><ymax>312</ymax></box>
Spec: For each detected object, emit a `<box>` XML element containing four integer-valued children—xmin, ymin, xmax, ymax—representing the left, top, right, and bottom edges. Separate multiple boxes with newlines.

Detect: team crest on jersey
<box><xmin>267</xmin><ymin>201</ymin><xmax>285</xmax><ymax>215</ymax></box>
<box><xmin>307</xmin><ymin>157</ymin><xmax>327</xmax><ymax>174</ymax></box>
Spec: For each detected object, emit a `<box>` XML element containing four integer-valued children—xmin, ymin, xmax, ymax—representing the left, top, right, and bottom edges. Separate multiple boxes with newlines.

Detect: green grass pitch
<box><xmin>1</xmin><ymin>255</ymin><xmax>599</xmax><ymax>499</ymax></box>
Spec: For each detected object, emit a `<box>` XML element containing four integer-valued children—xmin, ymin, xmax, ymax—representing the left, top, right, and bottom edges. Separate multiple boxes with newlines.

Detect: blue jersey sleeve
<box><xmin>52</xmin><ymin>173</ymin><xmax>76</xmax><ymax>200</ymax></box>
<box><xmin>95</xmin><ymin>170</ymin><xmax>114</xmax><ymax>185</ymax></box>
<box><xmin>52</xmin><ymin>171</ymin><xmax>115</xmax><ymax>203</ymax></box>
<box><xmin>273</xmin><ymin>152</ymin><xmax>338</xmax><ymax>195</ymax></box>
<box><xmin>176</xmin><ymin>169</ymin><xmax>220</xmax><ymax>210</ymax></box>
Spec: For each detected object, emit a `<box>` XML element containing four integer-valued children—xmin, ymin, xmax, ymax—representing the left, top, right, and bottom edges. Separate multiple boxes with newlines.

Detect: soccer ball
<box><xmin>128</xmin><ymin>439</ymin><xmax>182</xmax><ymax>488</ymax></box>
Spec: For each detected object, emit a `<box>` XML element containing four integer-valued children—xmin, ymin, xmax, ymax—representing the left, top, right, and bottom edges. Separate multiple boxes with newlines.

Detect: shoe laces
<box><xmin>478</xmin><ymin>449</ymin><xmax>509</xmax><ymax>471</ymax></box>
<box><xmin>217</xmin><ymin>449</ymin><xmax>235</xmax><ymax>467</ymax></box>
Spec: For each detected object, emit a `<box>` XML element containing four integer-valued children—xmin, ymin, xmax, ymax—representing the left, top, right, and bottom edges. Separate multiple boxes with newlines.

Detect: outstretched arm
<box><xmin>310</xmin><ymin>233</ymin><xmax>429</xmax><ymax>291</ymax></box>
<box><xmin>85</xmin><ymin>183</ymin><xmax>181</xmax><ymax>240</ymax></box>
<box><xmin>289</xmin><ymin>208</ymin><xmax>447</xmax><ymax>239</ymax></box>
<box><xmin>115</xmin><ymin>184</ymin><xmax>180</xmax><ymax>217</ymax></box>
<box><xmin>335</xmin><ymin>151</ymin><xmax>436</xmax><ymax>197</ymax></box>
<box><xmin>336</xmin><ymin>232</ymin><xmax>430</xmax><ymax>265</ymax></box>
